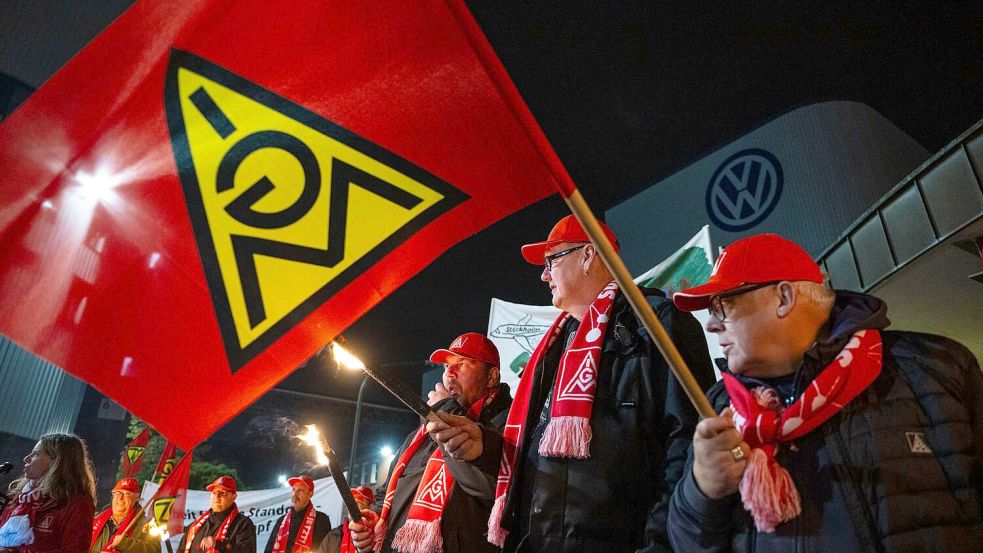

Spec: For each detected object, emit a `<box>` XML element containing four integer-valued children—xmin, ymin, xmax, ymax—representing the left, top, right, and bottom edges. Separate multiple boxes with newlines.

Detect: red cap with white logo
<box><xmin>673</xmin><ymin>233</ymin><xmax>823</xmax><ymax>312</ymax></box>
<box><xmin>429</xmin><ymin>332</ymin><xmax>500</xmax><ymax>367</ymax></box>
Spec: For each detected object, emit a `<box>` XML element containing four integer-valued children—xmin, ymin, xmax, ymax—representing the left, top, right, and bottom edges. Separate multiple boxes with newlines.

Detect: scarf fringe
<box><xmin>372</xmin><ymin>518</ymin><xmax>388</xmax><ymax>553</ymax></box>
<box><xmin>538</xmin><ymin>416</ymin><xmax>592</xmax><ymax>458</ymax></box>
<box><xmin>391</xmin><ymin>518</ymin><xmax>442</xmax><ymax>553</ymax></box>
<box><xmin>486</xmin><ymin>494</ymin><xmax>508</xmax><ymax>547</ymax></box>
<box><xmin>739</xmin><ymin>448</ymin><xmax>801</xmax><ymax>532</ymax></box>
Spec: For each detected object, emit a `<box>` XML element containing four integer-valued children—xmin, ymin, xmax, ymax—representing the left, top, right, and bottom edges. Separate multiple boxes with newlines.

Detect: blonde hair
<box><xmin>9</xmin><ymin>433</ymin><xmax>96</xmax><ymax>505</ymax></box>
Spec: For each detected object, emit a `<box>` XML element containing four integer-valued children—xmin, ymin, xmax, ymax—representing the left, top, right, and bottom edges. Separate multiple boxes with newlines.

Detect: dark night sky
<box><xmin>279</xmin><ymin>1</ymin><xmax>983</xmax><ymax>408</ymax></box>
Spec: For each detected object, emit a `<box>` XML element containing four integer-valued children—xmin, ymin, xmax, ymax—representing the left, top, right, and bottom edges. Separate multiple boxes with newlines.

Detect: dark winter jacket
<box><xmin>476</xmin><ymin>289</ymin><xmax>716</xmax><ymax>553</ymax></box>
<box><xmin>371</xmin><ymin>383</ymin><xmax>512</xmax><ymax>553</ymax></box>
<box><xmin>89</xmin><ymin>507</ymin><xmax>157</xmax><ymax>553</ymax></box>
<box><xmin>667</xmin><ymin>291</ymin><xmax>983</xmax><ymax>553</ymax></box>
<box><xmin>262</xmin><ymin>506</ymin><xmax>331</xmax><ymax>553</ymax></box>
<box><xmin>176</xmin><ymin>507</ymin><xmax>256</xmax><ymax>553</ymax></box>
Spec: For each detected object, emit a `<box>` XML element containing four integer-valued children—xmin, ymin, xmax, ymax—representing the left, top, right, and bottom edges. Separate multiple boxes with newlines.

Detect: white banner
<box><xmin>488</xmin><ymin>226</ymin><xmax>722</xmax><ymax>385</ymax></box>
<box><xmin>487</xmin><ymin>299</ymin><xmax>561</xmax><ymax>390</ymax></box>
<box><xmin>140</xmin><ymin>477</ymin><xmax>344</xmax><ymax>552</ymax></box>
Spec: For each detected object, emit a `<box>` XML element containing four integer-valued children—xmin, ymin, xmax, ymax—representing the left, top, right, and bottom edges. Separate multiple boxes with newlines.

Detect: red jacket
<box><xmin>0</xmin><ymin>492</ymin><xmax>95</xmax><ymax>553</ymax></box>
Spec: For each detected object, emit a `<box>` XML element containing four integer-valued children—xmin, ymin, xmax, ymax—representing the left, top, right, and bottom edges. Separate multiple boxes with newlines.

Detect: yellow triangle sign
<box><xmin>165</xmin><ymin>50</ymin><xmax>467</xmax><ymax>371</ymax></box>
<box><xmin>153</xmin><ymin>497</ymin><xmax>176</xmax><ymax>523</ymax></box>
<box><xmin>126</xmin><ymin>446</ymin><xmax>145</xmax><ymax>464</ymax></box>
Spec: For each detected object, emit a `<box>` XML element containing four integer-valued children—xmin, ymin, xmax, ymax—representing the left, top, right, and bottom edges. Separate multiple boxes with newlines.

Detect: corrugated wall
<box><xmin>0</xmin><ymin>335</ymin><xmax>85</xmax><ymax>439</ymax></box>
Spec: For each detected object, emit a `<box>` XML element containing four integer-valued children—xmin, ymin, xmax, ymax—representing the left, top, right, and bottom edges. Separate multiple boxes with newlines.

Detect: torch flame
<box><xmin>331</xmin><ymin>341</ymin><xmax>365</xmax><ymax>370</ymax></box>
<box><xmin>297</xmin><ymin>424</ymin><xmax>329</xmax><ymax>466</ymax></box>
<box><xmin>147</xmin><ymin>519</ymin><xmax>169</xmax><ymax>540</ymax></box>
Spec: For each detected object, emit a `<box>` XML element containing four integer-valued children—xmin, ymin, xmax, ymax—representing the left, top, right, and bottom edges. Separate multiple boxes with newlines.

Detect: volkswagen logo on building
<box><xmin>705</xmin><ymin>148</ymin><xmax>783</xmax><ymax>232</ymax></box>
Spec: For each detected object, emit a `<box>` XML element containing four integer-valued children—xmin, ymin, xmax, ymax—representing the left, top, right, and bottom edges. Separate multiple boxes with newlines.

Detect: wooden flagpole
<box><xmin>564</xmin><ymin>190</ymin><xmax>716</xmax><ymax>419</ymax></box>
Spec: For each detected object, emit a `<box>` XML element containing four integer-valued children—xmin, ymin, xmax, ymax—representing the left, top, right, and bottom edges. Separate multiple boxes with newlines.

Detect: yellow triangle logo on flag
<box><xmin>153</xmin><ymin>497</ymin><xmax>176</xmax><ymax>523</ymax></box>
<box><xmin>165</xmin><ymin>50</ymin><xmax>467</xmax><ymax>371</ymax></box>
<box><xmin>126</xmin><ymin>446</ymin><xmax>145</xmax><ymax>464</ymax></box>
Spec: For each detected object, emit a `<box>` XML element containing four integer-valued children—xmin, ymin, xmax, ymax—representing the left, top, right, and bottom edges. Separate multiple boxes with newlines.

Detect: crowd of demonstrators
<box><xmin>428</xmin><ymin>216</ymin><xmax>717</xmax><ymax>553</ymax></box>
<box><xmin>177</xmin><ymin>476</ymin><xmax>255</xmax><ymax>553</ymax></box>
<box><xmin>322</xmin><ymin>486</ymin><xmax>373</xmax><ymax>553</ymax></box>
<box><xmin>349</xmin><ymin>333</ymin><xmax>514</xmax><ymax>553</ymax></box>
<box><xmin>1</xmin><ymin>230</ymin><xmax>981</xmax><ymax>553</ymax></box>
<box><xmin>667</xmin><ymin>234</ymin><xmax>983</xmax><ymax>552</ymax></box>
<box><xmin>89</xmin><ymin>478</ymin><xmax>156</xmax><ymax>553</ymax></box>
<box><xmin>263</xmin><ymin>475</ymin><xmax>331</xmax><ymax>553</ymax></box>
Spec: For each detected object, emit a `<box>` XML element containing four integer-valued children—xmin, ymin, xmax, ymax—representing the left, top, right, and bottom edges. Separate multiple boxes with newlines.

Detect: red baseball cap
<box><xmin>112</xmin><ymin>477</ymin><xmax>140</xmax><ymax>494</ymax></box>
<box><xmin>520</xmin><ymin>214</ymin><xmax>619</xmax><ymax>265</ymax></box>
<box><xmin>673</xmin><ymin>233</ymin><xmax>823</xmax><ymax>312</ymax></box>
<box><xmin>429</xmin><ymin>332</ymin><xmax>500</xmax><ymax>367</ymax></box>
<box><xmin>351</xmin><ymin>485</ymin><xmax>374</xmax><ymax>503</ymax></box>
<box><xmin>288</xmin><ymin>475</ymin><xmax>315</xmax><ymax>493</ymax></box>
<box><xmin>205</xmin><ymin>475</ymin><xmax>238</xmax><ymax>494</ymax></box>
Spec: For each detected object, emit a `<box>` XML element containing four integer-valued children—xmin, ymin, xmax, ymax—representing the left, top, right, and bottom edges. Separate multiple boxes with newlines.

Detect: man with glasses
<box><xmin>428</xmin><ymin>215</ymin><xmax>715</xmax><ymax>552</ymax></box>
<box><xmin>89</xmin><ymin>478</ymin><xmax>156</xmax><ymax>553</ymax></box>
<box><xmin>177</xmin><ymin>476</ymin><xmax>255</xmax><ymax>553</ymax></box>
<box><xmin>667</xmin><ymin>233</ymin><xmax>983</xmax><ymax>552</ymax></box>
<box><xmin>348</xmin><ymin>333</ymin><xmax>512</xmax><ymax>553</ymax></box>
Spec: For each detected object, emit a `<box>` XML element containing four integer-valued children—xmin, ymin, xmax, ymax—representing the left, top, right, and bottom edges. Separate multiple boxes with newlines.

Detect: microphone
<box><xmin>0</xmin><ymin>462</ymin><xmax>13</xmax><ymax>474</ymax></box>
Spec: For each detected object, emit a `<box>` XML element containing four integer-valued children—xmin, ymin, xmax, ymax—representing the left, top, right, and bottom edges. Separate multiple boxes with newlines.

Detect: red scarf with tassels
<box><xmin>374</xmin><ymin>390</ymin><xmax>494</xmax><ymax>553</ymax></box>
<box><xmin>487</xmin><ymin>281</ymin><xmax>617</xmax><ymax>547</ymax></box>
<box><xmin>723</xmin><ymin>329</ymin><xmax>883</xmax><ymax>532</ymax></box>
<box><xmin>184</xmin><ymin>505</ymin><xmax>239</xmax><ymax>553</ymax></box>
<box><xmin>271</xmin><ymin>503</ymin><xmax>317</xmax><ymax>553</ymax></box>
<box><xmin>90</xmin><ymin>506</ymin><xmax>139</xmax><ymax>549</ymax></box>
<box><xmin>340</xmin><ymin>518</ymin><xmax>356</xmax><ymax>553</ymax></box>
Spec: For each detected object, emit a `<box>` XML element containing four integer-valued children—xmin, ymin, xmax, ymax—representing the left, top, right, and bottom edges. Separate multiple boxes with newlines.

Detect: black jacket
<box><xmin>477</xmin><ymin>289</ymin><xmax>715</xmax><ymax>553</ymax></box>
<box><xmin>176</xmin><ymin>507</ymin><xmax>257</xmax><ymax>553</ymax></box>
<box><xmin>262</xmin><ymin>506</ymin><xmax>332</xmax><ymax>553</ymax></box>
<box><xmin>371</xmin><ymin>383</ymin><xmax>512</xmax><ymax>553</ymax></box>
<box><xmin>667</xmin><ymin>291</ymin><xmax>983</xmax><ymax>553</ymax></box>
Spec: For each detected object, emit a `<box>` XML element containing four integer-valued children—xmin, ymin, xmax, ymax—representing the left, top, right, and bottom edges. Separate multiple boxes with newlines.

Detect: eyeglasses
<box><xmin>543</xmin><ymin>245</ymin><xmax>586</xmax><ymax>271</ymax></box>
<box><xmin>707</xmin><ymin>281</ymin><xmax>778</xmax><ymax>322</ymax></box>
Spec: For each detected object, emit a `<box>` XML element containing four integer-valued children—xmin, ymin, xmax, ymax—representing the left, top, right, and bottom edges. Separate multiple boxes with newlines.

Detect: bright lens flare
<box><xmin>331</xmin><ymin>342</ymin><xmax>365</xmax><ymax>371</ymax></box>
<box><xmin>297</xmin><ymin>424</ymin><xmax>329</xmax><ymax>465</ymax></box>
<box><xmin>147</xmin><ymin>519</ymin><xmax>169</xmax><ymax>539</ymax></box>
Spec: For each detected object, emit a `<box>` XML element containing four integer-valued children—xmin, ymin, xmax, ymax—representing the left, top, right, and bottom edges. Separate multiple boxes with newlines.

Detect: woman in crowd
<box><xmin>0</xmin><ymin>433</ymin><xmax>97</xmax><ymax>553</ymax></box>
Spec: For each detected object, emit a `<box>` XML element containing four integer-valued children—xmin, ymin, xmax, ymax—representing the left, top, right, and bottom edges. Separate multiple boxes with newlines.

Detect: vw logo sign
<box><xmin>705</xmin><ymin>148</ymin><xmax>783</xmax><ymax>232</ymax></box>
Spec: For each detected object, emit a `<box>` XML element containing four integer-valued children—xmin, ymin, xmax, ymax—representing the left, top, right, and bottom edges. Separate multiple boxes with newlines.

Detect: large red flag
<box><xmin>0</xmin><ymin>0</ymin><xmax>567</xmax><ymax>450</ymax></box>
<box><xmin>151</xmin><ymin>441</ymin><xmax>179</xmax><ymax>484</ymax></box>
<box><xmin>120</xmin><ymin>427</ymin><xmax>152</xmax><ymax>478</ymax></box>
<box><xmin>149</xmin><ymin>452</ymin><xmax>193</xmax><ymax>536</ymax></box>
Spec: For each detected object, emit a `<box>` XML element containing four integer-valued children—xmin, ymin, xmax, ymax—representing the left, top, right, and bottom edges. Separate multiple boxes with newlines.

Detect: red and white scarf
<box><xmin>487</xmin><ymin>281</ymin><xmax>618</xmax><ymax>546</ymax></box>
<box><xmin>374</xmin><ymin>391</ymin><xmax>493</xmax><ymax>553</ymax></box>
<box><xmin>271</xmin><ymin>503</ymin><xmax>317</xmax><ymax>553</ymax></box>
<box><xmin>339</xmin><ymin>518</ymin><xmax>356</xmax><ymax>553</ymax></box>
<box><xmin>184</xmin><ymin>505</ymin><xmax>239</xmax><ymax>553</ymax></box>
<box><xmin>0</xmin><ymin>488</ymin><xmax>56</xmax><ymax>546</ymax></box>
<box><xmin>91</xmin><ymin>506</ymin><xmax>139</xmax><ymax>549</ymax></box>
<box><xmin>723</xmin><ymin>329</ymin><xmax>883</xmax><ymax>532</ymax></box>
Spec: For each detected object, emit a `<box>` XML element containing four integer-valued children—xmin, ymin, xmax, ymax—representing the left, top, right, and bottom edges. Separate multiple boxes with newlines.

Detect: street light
<box><xmin>331</xmin><ymin>340</ymin><xmax>368</xmax><ymax>484</ymax></box>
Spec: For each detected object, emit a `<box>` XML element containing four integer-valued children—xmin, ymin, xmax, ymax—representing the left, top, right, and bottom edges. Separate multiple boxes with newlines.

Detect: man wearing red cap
<box><xmin>348</xmin><ymin>332</ymin><xmax>513</xmax><ymax>553</ymax></box>
<box><xmin>89</xmin><ymin>478</ymin><xmax>156</xmax><ymax>553</ymax></box>
<box><xmin>428</xmin><ymin>215</ymin><xmax>715</xmax><ymax>553</ymax></box>
<box><xmin>667</xmin><ymin>233</ymin><xmax>983</xmax><ymax>552</ymax></box>
<box><xmin>177</xmin><ymin>476</ymin><xmax>255</xmax><ymax>553</ymax></box>
<box><xmin>323</xmin><ymin>486</ymin><xmax>373</xmax><ymax>553</ymax></box>
<box><xmin>262</xmin><ymin>475</ymin><xmax>331</xmax><ymax>553</ymax></box>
